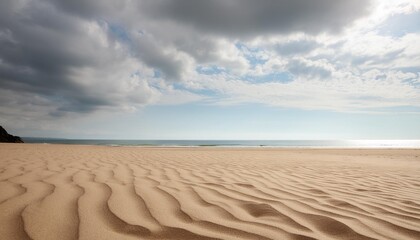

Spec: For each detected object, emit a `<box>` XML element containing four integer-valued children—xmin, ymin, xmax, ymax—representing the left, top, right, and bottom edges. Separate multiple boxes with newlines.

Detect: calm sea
<box><xmin>22</xmin><ymin>138</ymin><xmax>420</xmax><ymax>148</ymax></box>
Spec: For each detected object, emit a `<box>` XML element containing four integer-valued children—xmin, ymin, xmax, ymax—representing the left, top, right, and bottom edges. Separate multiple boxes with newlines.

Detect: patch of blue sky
<box><xmin>242</xmin><ymin>72</ymin><xmax>293</xmax><ymax>83</ymax></box>
<box><xmin>234</xmin><ymin>42</ymin><xmax>247</xmax><ymax>51</ymax></box>
<box><xmin>378</xmin><ymin>11</ymin><xmax>420</xmax><ymax>37</ymax></box>
<box><xmin>172</xmin><ymin>82</ymin><xmax>218</xmax><ymax>96</ymax></box>
<box><xmin>402</xmin><ymin>78</ymin><xmax>420</xmax><ymax>87</ymax></box>
<box><xmin>153</xmin><ymin>70</ymin><xmax>162</xmax><ymax>78</ymax></box>
<box><xmin>246</xmin><ymin>54</ymin><xmax>268</xmax><ymax>67</ymax></box>
<box><xmin>196</xmin><ymin>65</ymin><xmax>225</xmax><ymax>75</ymax></box>
<box><xmin>236</xmin><ymin>42</ymin><xmax>268</xmax><ymax>67</ymax></box>
<box><xmin>108</xmin><ymin>23</ymin><xmax>131</xmax><ymax>42</ymax></box>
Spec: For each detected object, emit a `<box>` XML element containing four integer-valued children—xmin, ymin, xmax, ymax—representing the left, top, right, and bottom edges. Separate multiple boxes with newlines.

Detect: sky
<box><xmin>0</xmin><ymin>0</ymin><xmax>420</xmax><ymax>140</ymax></box>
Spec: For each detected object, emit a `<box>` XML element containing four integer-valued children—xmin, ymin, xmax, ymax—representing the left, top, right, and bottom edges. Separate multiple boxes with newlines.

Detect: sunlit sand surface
<box><xmin>1</xmin><ymin>144</ymin><xmax>420</xmax><ymax>239</ymax></box>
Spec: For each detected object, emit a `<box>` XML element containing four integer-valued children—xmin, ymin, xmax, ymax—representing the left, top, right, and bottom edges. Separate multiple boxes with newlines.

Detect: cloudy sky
<box><xmin>1</xmin><ymin>0</ymin><xmax>420</xmax><ymax>139</ymax></box>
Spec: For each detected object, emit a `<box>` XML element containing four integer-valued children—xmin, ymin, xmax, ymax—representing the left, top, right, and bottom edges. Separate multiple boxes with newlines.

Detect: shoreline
<box><xmin>8</xmin><ymin>142</ymin><xmax>420</xmax><ymax>149</ymax></box>
<box><xmin>5</xmin><ymin>142</ymin><xmax>420</xmax><ymax>150</ymax></box>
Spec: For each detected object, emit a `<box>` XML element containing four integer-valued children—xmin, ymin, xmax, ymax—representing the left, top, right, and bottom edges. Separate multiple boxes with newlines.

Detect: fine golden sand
<box><xmin>1</xmin><ymin>144</ymin><xmax>420</xmax><ymax>240</ymax></box>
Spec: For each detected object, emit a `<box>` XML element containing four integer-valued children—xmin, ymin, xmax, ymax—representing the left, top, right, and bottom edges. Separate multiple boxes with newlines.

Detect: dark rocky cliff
<box><xmin>0</xmin><ymin>126</ymin><xmax>24</xmax><ymax>143</ymax></box>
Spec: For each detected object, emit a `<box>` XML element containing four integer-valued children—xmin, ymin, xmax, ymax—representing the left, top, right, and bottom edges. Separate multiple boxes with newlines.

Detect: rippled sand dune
<box><xmin>1</xmin><ymin>144</ymin><xmax>420</xmax><ymax>240</ymax></box>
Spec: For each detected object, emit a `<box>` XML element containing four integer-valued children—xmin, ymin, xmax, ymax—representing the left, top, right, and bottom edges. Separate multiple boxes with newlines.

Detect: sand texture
<box><xmin>1</xmin><ymin>144</ymin><xmax>420</xmax><ymax>240</ymax></box>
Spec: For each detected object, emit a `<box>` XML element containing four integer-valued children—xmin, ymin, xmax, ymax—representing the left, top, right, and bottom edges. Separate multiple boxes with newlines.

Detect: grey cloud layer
<box><xmin>0</xmin><ymin>0</ymin><xmax>372</xmax><ymax>119</ymax></box>
<box><xmin>140</xmin><ymin>0</ymin><xmax>370</xmax><ymax>37</ymax></box>
<box><xmin>0</xmin><ymin>0</ymin><xmax>157</xmax><ymax>117</ymax></box>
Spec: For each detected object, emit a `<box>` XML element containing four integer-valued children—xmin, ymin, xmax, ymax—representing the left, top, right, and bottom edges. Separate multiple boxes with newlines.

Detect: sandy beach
<box><xmin>1</xmin><ymin>144</ymin><xmax>420</xmax><ymax>240</ymax></box>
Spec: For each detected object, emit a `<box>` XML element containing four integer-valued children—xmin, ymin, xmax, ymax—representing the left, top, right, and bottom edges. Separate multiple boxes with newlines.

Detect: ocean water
<box><xmin>22</xmin><ymin>138</ymin><xmax>420</xmax><ymax>148</ymax></box>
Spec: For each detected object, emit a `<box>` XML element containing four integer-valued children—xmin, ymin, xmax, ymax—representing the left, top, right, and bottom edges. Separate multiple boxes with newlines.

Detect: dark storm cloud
<box><xmin>140</xmin><ymin>0</ymin><xmax>371</xmax><ymax>37</ymax></box>
<box><xmin>45</xmin><ymin>0</ymin><xmax>128</xmax><ymax>20</ymax></box>
<box><xmin>0</xmin><ymin>1</ymin><xmax>87</xmax><ymax>104</ymax></box>
<box><xmin>0</xmin><ymin>0</ymin><xmax>155</xmax><ymax>117</ymax></box>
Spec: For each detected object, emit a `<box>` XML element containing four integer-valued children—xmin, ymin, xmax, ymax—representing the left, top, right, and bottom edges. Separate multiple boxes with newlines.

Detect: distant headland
<box><xmin>0</xmin><ymin>126</ymin><xmax>24</xmax><ymax>143</ymax></box>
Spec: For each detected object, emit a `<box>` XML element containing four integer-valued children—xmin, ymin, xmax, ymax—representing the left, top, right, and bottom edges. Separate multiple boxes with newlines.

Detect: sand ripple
<box><xmin>1</xmin><ymin>144</ymin><xmax>420</xmax><ymax>239</ymax></box>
